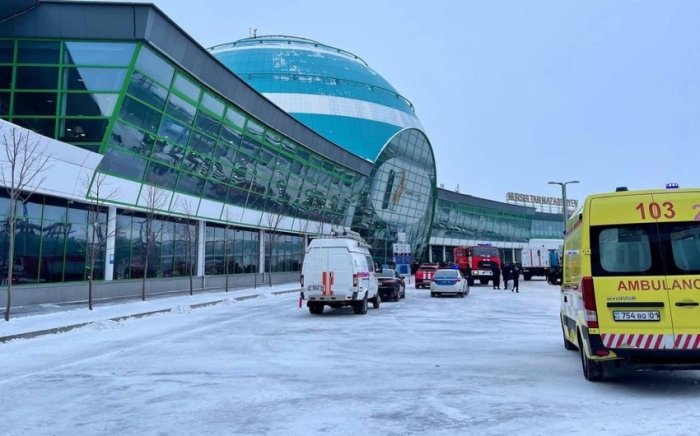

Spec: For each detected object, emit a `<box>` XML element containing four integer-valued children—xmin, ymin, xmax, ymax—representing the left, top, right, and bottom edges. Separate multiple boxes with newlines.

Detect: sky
<box><xmin>4</xmin><ymin>280</ymin><xmax>700</xmax><ymax>435</ymax></box>
<box><xmin>121</xmin><ymin>0</ymin><xmax>700</xmax><ymax>203</ymax></box>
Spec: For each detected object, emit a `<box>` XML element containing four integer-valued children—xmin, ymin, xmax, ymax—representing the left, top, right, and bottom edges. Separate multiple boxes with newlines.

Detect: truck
<box><xmin>520</xmin><ymin>246</ymin><xmax>552</xmax><ymax>280</ymax></box>
<box><xmin>454</xmin><ymin>244</ymin><xmax>501</xmax><ymax>287</ymax></box>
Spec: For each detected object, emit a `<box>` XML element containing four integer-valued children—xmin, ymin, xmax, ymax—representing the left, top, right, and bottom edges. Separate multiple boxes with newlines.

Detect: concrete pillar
<box><xmin>259</xmin><ymin>229</ymin><xmax>266</xmax><ymax>276</ymax></box>
<box><xmin>197</xmin><ymin>220</ymin><xmax>205</xmax><ymax>277</ymax></box>
<box><xmin>105</xmin><ymin>206</ymin><xmax>116</xmax><ymax>281</ymax></box>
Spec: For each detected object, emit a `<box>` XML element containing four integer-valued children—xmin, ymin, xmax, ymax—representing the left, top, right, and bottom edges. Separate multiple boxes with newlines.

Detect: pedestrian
<box><xmin>512</xmin><ymin>263</ymin><xmax>520</xmax><ymax>292</ymax></box>
<box><xmin>491</xmin><ymin>262</ymin><xmax>501</xmax><ymax>289</ymax></box>
<box><xmin>502</xmin><ymin>263</ymin><xmax>511</xmax><ymax>290</ymax></box>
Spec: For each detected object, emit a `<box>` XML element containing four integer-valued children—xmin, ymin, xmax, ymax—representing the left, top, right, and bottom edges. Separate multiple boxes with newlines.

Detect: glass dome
<box><xmin>209</xmin><ymin>35</ymin><xmax>424</xmax><ymax>161</ymax></box>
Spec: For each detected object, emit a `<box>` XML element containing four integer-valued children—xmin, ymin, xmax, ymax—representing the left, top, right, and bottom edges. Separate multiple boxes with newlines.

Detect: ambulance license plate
<box><xmin>613</xmin><ymin>311</ymin><xmax>660</xmax><ymax>321</ymax></box>
<box><xmin>308</xmin><ymin>285</ymin><xmax>322</xmax><ymax>292</ymax></box>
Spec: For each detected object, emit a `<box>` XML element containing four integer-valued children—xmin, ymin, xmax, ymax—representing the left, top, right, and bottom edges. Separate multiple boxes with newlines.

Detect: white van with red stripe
<box><xmin>561</xmin><ymin>185</ymin><xmax>700</xmax><ymax>381</ymax></box>
<box><xmin>300</xmin><ymin>232</ymin><xmax>380</xmax><ymax>315</ymax></box>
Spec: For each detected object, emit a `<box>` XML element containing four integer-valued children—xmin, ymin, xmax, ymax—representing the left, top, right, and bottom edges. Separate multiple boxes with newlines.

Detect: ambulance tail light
<box><xmin>300</xmin><ymin>274</ymin><xmax>304</xmax><ymax>288</ymax></box>
<box><xmin>353</xmin><ymin>273</ymin><xmax>358</xmax><ymax>288</ymax></box>
<box><xmin>582</xmin><ymin>276</ymin><xmax>598</xmax><ymax>328</ymax></box>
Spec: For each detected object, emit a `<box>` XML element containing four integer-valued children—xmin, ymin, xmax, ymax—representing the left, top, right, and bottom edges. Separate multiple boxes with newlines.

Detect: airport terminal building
<box><xmin>0</xmin><ymin>0</ymin><xmax>562</xmax><ymax>306</ymax></box>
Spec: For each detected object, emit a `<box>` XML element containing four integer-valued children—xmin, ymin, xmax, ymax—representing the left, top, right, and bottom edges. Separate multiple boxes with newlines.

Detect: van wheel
<box><xmin>353</xmin><ymin>295</ymin><xmax>368</xmax><ymax>315</ymax></box>
<box><xmin>371</xmin><ymin>295</ymin><xmax>381</xmax><ymax>309</ymax></box>
<box><xmin>579</xmin><ymin>332</ymin><xmax>603</xmax><ymax>381</ymax></box>
<box><xmin>308</xmin><ymin>303</ymin><xmax>324</xmax><ymax>315</ymax></box>
<box><xmin>561</xmin><ymin>321</ymin><xmax>577</xmax><ymax>351</ymax></box>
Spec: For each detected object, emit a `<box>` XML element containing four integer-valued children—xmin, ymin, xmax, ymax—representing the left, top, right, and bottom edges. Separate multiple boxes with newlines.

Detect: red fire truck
<box><xmin>453</xmin><ymin>244</ymin><xmax>501</xmax><ymax>286</ymax></box>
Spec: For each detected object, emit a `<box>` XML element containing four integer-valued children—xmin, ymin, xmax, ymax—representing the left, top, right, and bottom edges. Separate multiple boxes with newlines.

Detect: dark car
<box><xmin>377</xmin><ymin>269</ymin><xmax>405</xmax><ymax>301</ymax></box>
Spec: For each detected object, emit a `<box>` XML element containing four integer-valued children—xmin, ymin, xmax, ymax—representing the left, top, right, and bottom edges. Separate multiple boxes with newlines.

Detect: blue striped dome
<box><xmin>209</xmin><ymin>35</ymin><xmax>424</xmax><ymax>161</ymax></box>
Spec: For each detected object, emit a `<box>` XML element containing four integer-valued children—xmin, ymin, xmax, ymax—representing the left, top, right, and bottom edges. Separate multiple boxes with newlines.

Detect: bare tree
<box><xmin>1</xmin><ymin>126</ymin><xmax>50</xmax><ymax>321</ymax></box>
<box><xmin>177</xmin><ymin>198</ymin><xmax>197</xmax><ymax>296</ymax></box>
<box><xmin>264</xmin><ymin>211</ymin><xmax>285</xmax><ymax>286</ymax></box>
<box><xmin>141</xmin><ymin>185</ymin><xmax>167</xmax><ymax>301</ymax></box>
<box><xmin>83</xmin><ymin>172</ymin><xmax>120</xmax><ymax>310</ymax></box>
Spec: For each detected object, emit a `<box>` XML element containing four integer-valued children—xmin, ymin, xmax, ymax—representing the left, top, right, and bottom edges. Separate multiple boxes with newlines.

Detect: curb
<box><xmin>0</xmin><ymin>288</ymin><xmax>299</xmax><ymax>344</ymax></box>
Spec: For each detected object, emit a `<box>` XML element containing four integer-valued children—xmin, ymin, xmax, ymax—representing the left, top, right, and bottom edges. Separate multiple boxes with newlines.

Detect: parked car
<box><xmin>377</xmin><ymin>269</ymin><xmax>406</xmax><ymax>301</ymax></box>
<box><xmin>415</xmin><ymin>263</ymin><xmax>439</xmax><ymax>289</ymax></box>
<box><xmin>430</xmin><ymin>269</ymin><xmax>469</xmax><ymax>298</ymax></box>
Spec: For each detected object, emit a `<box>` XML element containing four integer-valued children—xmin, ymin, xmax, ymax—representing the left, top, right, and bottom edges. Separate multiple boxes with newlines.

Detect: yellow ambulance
<box><xmin>560</xmin><ymin>185</ymin><xmax>700</xmax><ymax>381</ymax></box>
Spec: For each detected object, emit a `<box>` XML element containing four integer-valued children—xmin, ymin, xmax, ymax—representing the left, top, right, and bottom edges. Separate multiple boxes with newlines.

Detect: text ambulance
<box><xmin>560</xmin><ymin>186</ymin><xmax>700</xmax><ymax>381</ymax></box>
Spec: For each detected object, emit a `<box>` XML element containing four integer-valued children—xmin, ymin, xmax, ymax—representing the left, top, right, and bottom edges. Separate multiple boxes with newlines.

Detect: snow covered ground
<box><xmin>3</xmin><ymin>279</ymin><xmax>700</xmax><ymax>435</ymax></box>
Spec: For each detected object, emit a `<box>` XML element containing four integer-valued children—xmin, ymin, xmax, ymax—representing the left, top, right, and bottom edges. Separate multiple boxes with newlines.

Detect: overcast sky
<box><xmin>139</xmin><ymin>0</ymin><xmax>700</xmax><ymax>204</ymax></box>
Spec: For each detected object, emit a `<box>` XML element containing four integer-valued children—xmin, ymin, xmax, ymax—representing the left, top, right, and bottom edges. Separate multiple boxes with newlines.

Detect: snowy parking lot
<box><xmin>3</xmin><ymin>279</ymin><xmax>700</xmax><ymax>435</ymax></box>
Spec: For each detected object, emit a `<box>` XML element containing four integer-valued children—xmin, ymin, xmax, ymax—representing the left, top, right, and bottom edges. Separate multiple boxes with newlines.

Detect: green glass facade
<box><xmin>0</xmin><ymin>37</ymin><xmax>372</xmax><ymax>284</ymax></box>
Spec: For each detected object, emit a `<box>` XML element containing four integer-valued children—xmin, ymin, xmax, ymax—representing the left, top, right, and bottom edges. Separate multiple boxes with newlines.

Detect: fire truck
<box><xmin>454</xmin><ymin>244</ymin><xmax>501</xmax><ymax>286</ymax></box>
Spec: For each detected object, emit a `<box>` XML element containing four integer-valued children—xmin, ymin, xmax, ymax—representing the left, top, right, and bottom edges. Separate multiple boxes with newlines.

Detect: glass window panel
<box><xmin>245</xmin><ymin>119</ymin><xmax>265</xmax><ymax>139</ymax></box>
<box><xmin>151</xmin><ymin>138</ymin><xmax>185</xmax><ymax>167</ymax></box>
<box><xmin>240</xmin><ymin>135</ymin><xmax>261</xmax><ymax>159</ymax></box>
<box><xmin>110</xmin><ymin>121</ymin><xmax>155</xmax><ymax>156</ymax></box>
<box><xmin>15</xmin><ymin>66</ymin><xmax>58</xmax><ymax>89</ymax></box>
<box><xmin>219</xmin><ymin>124</ymin><xmax>242</xmax><ymax>147</ymax></box>
<box><xmin>13</xmin><ymin>92</ymin><xmax>56</xmax><ymax>115</ymax></box>
<box><xmin>173</xmin><ymin>73</ymin><xmax>200</xmax><ymax>102</ymax></box>
<box><xmin>62</xmin><ymin>67</ymin><xmax>126</xmax><ymax>92</ymax></box>
<box><xmin>127</xmin><ymin>71</ymin><xmax>167</xmax><ymax>111</ymax></box>
<box><xmin>134</xmin><ymin>46</ymin><xmax>174</xmax><ymax>87</ymax></box>
<box><xmin>17</xmin><ymin>40</ymin><xmax>60</xmax><ymax>64</ymax></box>
<box><xmin>281</xmin><ymin>138</ymin><xmax>297</xmax><ymax>155</ymax></box>
<box><xmin>212</xmin><ymin>142</ymin><xmax>237</xmax><ymax>168</ymax></box>
<box><xmin>0</xmin><ymin>92</ymin><xmax>9</xmax><ymax>116</ymax></box>
<box><xmin>175</xmin><ymin>172</ymin><xmax>206</xmax><ymax>196</ymax></box>
<box><xmin>201</xmin><ymin>92</ymin><xmax>224</xmax><ymax>117</ymax></box>
<box><xmin>66</xmin><ymin>205</ymin><xmax>88</xmax><ymax>224</ymax></box>
<box><xmin>0</xmin><ymin>40</ymin><xmax>14</xmax><ymax>63</ymax></box>
<box><xmin>189</xmin><ymin>132</ymin><xmax>216</xmax><ymax>156</ymax></box>
<box><xmin>194</xmin><ymin>110</ymin><xmax>220</xmax><ymax>136</ymax></box>
<box><xmin>61</xmin><ymin>93</ymin><xmax>118</xmax><ymax>117</ymax></box>
<box><xmin>182</xmin><ymin>150</ymin><xmax>211</xmax><ymax>177</ymax></box>
<box><xmin>98</xmin><ymin>147</ymin><xmax>147</xmax><ymax>180</ymax></box>
<box><xmin>202</xmin><ymin>179</ymin><xmax>228</xmax><ymax>202</ymax></box>
<box><xmin>145</xmin><ymin>161</ymin><xmax>179</xmax><ymax>187</ymax></box>
<box><xmin>265</xmin><ymin>130</ymin><xmax>282</xmax><ymax>146</ymax></box>
<box><xmin>224</xmin><ymin>106</ymin><xmax>246</xmax><ymax>130</ymax></box>
<box><xmin>12</xmin><ymin>118</ymin><xmax>55</xmax><ymax>137</ymax></box>
<box><xmin>64</xmin><ymin>42</ymin><xmax>135</xmax><ymax>66</ymax></box>
<box><xmin>158</xmin><ymin>116</ymin><xmax>190</xmax><ymax>147</ymax></box>
<box><xmin>209</xmin><ymin>161</ymin><xmax>232</xmax><ymax>184</ymax></box>
<box><xmin>59</xmin><ymin>119</ymin><xmax>109</xmax><ymax>143</ymax></box>
<box><xmin>165</xmin><ymin>93</ymin><xmax>195</xmax><ymax>125</ymax></box>
<box><xmin>0</xmin><ymin>66</ymin><xmax>12</xmax><ymax>88</ymax></box>
<box><xmin>119</xmin><ymin>96</ymin><xmax>161</xmax><ymax>134</ymax></box>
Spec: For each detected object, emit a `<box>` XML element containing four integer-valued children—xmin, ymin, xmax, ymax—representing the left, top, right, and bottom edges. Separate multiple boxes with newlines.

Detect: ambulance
<box><xmin>300</xmin><ymin>230</ymin><xmax>380</xmax><ymax>315</ymax></box>
<box><xmin>560</xmin><ymin>185</ymin><xmax>700</xmax><ymax>381</ymax></box>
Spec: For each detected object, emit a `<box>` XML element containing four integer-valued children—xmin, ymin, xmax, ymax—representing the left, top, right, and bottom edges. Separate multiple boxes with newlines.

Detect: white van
<box><xmin>300</xmin><ymin>232</ymin><xmax>380</xmax><ymax>315</ymax></box>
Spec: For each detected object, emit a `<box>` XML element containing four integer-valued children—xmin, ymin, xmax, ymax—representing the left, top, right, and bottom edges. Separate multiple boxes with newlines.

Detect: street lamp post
<box><xmin>548</xmin><ymin>180</ymin><xmax>579</xmax><ymax>235</ymax></box>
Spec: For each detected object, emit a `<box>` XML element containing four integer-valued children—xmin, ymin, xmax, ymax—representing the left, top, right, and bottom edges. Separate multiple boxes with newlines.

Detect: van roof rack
<box><xmin>311</xmin><ymin>227</ymin><xmax>371</xmax><ymax>248</ymax></box>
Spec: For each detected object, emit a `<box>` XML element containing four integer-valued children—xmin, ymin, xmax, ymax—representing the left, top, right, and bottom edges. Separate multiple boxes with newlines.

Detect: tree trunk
<box><xmin>88</xmin><ymin>246</ymin><xmax>96</xmax><ymax>310</ymax></box>
<box><xmin>4</xmin><ymin>209</ymin><xmax>16</xmax><ymax>321</ymax></box>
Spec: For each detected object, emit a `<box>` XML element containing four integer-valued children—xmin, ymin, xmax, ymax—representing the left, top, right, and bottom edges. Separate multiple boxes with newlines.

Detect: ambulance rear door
<box><xmin>588</xmin><ymin>193</ymin><xmax>674</xmax><ymax>349</ymax></box>
<box><xmin>652</xmin><ymin>190</ymin><xmax>700</xmax><ymax>350</ymax></box>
